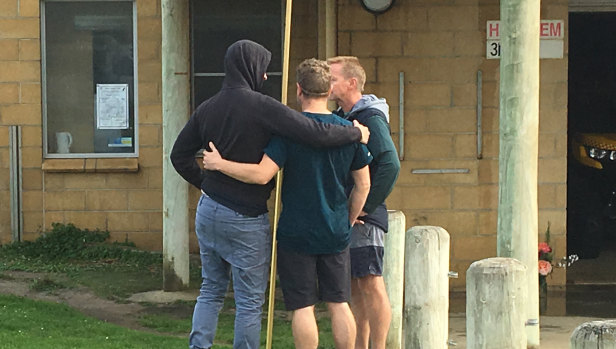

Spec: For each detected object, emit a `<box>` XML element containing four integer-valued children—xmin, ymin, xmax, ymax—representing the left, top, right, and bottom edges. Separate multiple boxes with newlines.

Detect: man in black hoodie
<box><xmin>171</xmin><ymin>40</ymin><xmax>369</xmax><ymax>349</ymax></box>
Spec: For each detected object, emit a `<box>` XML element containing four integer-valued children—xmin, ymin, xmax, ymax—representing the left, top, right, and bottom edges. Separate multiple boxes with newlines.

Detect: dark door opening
<box><xmin>567</xmin><ymin>11</ymin><xmax>616</xmax><ymax>286</ymax></box>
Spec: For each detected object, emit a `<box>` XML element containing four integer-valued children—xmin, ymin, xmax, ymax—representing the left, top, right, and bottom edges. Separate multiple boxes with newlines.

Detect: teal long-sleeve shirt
<box><xmin>362</xmin><ymin>115</ymin><xmax>400</xmax><ymax>213</ymax></box>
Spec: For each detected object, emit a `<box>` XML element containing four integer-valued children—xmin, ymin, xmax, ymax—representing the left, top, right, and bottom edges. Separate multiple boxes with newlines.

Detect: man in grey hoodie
<box><xmin>328</xmin><ymin>56</ymin><xmax>401</xmax><ymax>349</ymax></box>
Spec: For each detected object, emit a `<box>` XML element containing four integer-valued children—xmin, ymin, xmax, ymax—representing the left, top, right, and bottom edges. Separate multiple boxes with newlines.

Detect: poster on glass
<box><xmin>96</xmin><ymin>84</ymin><xmax>129</xmax><ymax>130</ymax></box>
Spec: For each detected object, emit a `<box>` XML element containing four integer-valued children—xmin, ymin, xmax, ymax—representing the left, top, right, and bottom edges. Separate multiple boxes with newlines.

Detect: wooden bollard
<box><xmin>404</xmin><ymin>226</ymin><xmax>450</xmax><ymax>349</ymax></box>
<box><xmin>570</xmin><ymin>320</ymin><xmax>616</xmax><ymax>348</ymax></box>
<box><xmin>466</xmin><ymin>257</ymin><xmax>527</xmax><ymax>349</ymax></box>
<box><xmin>384</xmin><ymin>211</ymin><xmax>405</xmax><ymax>349</ymax></box>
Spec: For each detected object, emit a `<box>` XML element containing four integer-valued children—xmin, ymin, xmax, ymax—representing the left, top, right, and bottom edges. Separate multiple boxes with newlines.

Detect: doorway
<box><xmin>566</xmin><ymin>11</ymin><xmax>616</xmax><ymax>287</ymax></box>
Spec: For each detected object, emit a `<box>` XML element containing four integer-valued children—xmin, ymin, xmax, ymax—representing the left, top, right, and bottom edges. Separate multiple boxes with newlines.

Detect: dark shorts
<box><xmin>276</xmin><ymin>245</ymin><xmax>351</xmax><ymax>311</ymax></box>
<box><xmin>350</xmin><ymin>223</ymin><xmax>385</xmax><ymax>278</ymax></box>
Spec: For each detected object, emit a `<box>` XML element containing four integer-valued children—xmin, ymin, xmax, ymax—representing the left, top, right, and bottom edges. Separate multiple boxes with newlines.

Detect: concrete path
<box><xmin>449</xmin><ymin>312</ymin><xmax>603</xmax><ymax>348</ymax></box>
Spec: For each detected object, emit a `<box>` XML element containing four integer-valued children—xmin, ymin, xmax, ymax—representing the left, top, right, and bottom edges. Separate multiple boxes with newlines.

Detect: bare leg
<box><xmin>355</xmin><ymin>275</ymin><xmax>391</xmax><ymax>349</ymax></box>
<box><xmin>327</xmin><ymin>302</ymin><xmax>357</xmax><ymax>349</ymax></box>
<box><xmin>292</xmin><ymin>305</ymin><xmax>319</xmax><ymax>349</ymax></box>
<box><xmin>351</xmin><ymin>279</ymin><xmax>370</xmax><ymax>349</ymax></box>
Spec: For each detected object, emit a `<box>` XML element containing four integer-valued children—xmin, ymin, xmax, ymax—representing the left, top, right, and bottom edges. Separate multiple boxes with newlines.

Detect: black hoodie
<box><xmin>171</xmin><ymin>40</ymin><xmax>362</xmax><ymax>216</ymax></box>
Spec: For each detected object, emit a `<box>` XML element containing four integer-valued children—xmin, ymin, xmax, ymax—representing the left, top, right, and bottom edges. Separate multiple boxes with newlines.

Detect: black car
<box><xmin>568</xmin><ymin>133</ymin><xmax>616</xmax><ymax>259</ymax></box>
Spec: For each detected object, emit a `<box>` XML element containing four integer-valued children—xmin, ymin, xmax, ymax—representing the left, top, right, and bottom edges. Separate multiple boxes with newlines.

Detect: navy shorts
<box><xmin>349</xmin><ymin>223</ymin><xmax>385</xmax><ymax>278</ymax></box>
<box><xmin>277</xmin><ymin>245</ymin><xmax>351</xmax><ymax>311</ymax></box>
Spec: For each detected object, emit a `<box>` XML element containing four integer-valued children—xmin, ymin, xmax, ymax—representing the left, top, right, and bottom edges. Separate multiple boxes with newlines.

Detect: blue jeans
<box><xmin>189</xmin><ymin>194</ymin><xmax>271</xmax><ymax>349</ymax></box>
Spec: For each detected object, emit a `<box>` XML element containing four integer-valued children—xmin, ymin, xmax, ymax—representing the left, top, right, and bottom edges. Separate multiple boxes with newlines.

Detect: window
<box><xmin>42</xmin><ymin>0</ymin><xmax>137</xmax><ymax>158</ymax></box>
<box><xmin>190</xmin><ymin>0</ymin><xmax>283</xmax><ymax>108</ymax></box>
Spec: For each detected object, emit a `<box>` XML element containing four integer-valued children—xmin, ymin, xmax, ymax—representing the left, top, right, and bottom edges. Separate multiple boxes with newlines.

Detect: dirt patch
<box><xmin>0</xmin><ymin>271</ymin><xmax>166</xmax><ymax>333</ymax></box>
<box><xmin>0</xmin><ymin>270</ymin><xmax>295</xmax><ymax>336</ymax></box>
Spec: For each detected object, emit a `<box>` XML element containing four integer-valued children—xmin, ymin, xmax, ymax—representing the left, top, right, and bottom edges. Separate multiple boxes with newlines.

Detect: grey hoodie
<box><xmin>350</xmin><ymin>94</ymin><xmax>390</xmax><ymax>122</ymax></box>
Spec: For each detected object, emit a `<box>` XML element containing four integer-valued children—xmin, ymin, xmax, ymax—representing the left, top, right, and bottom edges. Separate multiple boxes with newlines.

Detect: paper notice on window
<box><xmin>96</xmin><ymin>84</ymin><xmax>129</xmax><ymax>129</ymax></box>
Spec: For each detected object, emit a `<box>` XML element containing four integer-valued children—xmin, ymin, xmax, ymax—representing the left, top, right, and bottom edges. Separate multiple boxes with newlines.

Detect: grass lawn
<box><xmin>0</xmin><ymin>223</ymin><xmax>338</xmax><ymax>348</ymax></box>
<box><xmin>0</xmin><ymin>293</ymin><xmax>186</xmax><ymax>349</ymax></box>
<box><xmin>0</xmin><ymin>293</ymin><xmax>336</xmax><ymax>349</ymax></box>
<box><xmin>137</xmin><ymin>299</ymin><xmax>336</xmax><ymax>348</ymax></box>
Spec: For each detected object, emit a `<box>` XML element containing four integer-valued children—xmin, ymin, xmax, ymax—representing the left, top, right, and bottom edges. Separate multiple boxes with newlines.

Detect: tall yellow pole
<box><xmin>265</xmin><ymin>0</ymin><xmax>292</xmax><ymax>348</ymax></box>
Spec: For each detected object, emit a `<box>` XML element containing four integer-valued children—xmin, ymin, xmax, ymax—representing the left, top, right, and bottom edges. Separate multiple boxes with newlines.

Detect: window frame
<box><xmin>41</xmin><ymin>0</ymin><xmax>139</xmax><ymax>159</ymax></box>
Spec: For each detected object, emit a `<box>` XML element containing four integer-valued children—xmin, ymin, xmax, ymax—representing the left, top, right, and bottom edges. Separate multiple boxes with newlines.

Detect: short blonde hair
<box><xmin>327</xmin><ymin>56</ymin><xmax>366</xmax><ymax>92</ymax></box>
<box><xmin>296</xmin><ymin>58</ymin><xmax>330</xmax><ymax>97</ymax></box>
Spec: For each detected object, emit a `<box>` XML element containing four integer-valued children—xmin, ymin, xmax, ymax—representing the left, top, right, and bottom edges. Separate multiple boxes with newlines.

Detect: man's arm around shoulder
<box><xmin>202</xmin><ymin>142</ymin><xmax>279</xmax><ymax>185</ymax></box>
<box><xmin>259</xmin><ymin>98</ymin><xmax>370</xmax><ymax>146</ymax></box>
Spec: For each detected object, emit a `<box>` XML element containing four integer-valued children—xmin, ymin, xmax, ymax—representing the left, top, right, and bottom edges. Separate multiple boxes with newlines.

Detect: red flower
<box><xmin>538</xmin><ymin>260</ymin><xmax>553</xmax><ymax>276</ymax></box>
<box><xmin>538</xmin><ymin>242</ymin><xmax>552</xmax><ymax>255</ymax></box>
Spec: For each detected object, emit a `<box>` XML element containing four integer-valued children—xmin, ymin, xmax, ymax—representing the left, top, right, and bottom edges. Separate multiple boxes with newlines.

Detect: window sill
<box><xmin>42</xmin><ymin>158</ymin><xmax>139</xmax><ymax>173</ymax></box>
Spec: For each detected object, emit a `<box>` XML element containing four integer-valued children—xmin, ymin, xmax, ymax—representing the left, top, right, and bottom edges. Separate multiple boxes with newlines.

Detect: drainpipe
<box><xmin>161</xmin><ymin>0</ymin><xmax>190</xmax><ymax>291</ymax></box>
<box><xmin>497</xmin><ymin>0</ymin><xmax>540</xmax><ymax>347</ymax></box>
<box><xmin>9</xmin><ymin>126</ymin><xmax>23</xmax><ymax>242</ymax></box>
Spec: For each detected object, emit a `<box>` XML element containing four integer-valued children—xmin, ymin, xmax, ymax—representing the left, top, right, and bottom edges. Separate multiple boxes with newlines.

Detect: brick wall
<box><xmin>40</xmin><ymin>0</ymin><xmax>168</xmax><ymax>251</ymax></box>
<box><xmin>0</xmin><ymin>0</ymin><xmax>41</xmax><ymax>245</ymax></box>
<box><xmin>0</xmin><ymin>0</ymin><xmax>174</xmax><ymax>251</ymax></box>
<box><xmin>337</xmin><ymin>0</ymin><xmax>568</xmax><ymax>288</ymax></box>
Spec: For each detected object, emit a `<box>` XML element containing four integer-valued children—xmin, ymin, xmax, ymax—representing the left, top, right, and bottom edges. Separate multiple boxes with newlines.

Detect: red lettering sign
<box><xmin>487</xmin><ymin>20</ymin><xmax>563</xmax><ymax>39</ymax></box>
<box><xmin>488</xmin><ymin>22</ymin><xmax>499</xmax><ymax>39</ymax></box>
<box><xmin>540</xmin><ymin>22</ymin><xmax>549</xmax><ymax>37</ymax></box>
<box><xmin>550</xmin><ymin>22</ymin><xmax>561</xmax><ymax>37</ymax></box>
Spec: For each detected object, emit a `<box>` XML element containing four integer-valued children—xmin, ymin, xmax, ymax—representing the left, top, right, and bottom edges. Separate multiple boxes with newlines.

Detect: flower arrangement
<box><xmin>537</xmin><ymin>223</ymin><xmax>578</xmax><ymax>313</ymax></box>
<box><xmin>538</xmin><ymin>242</ymin><xmax>553</xmax><ymax>276</ymax></box>
<box><xmin>538</xmin><ymin>222</ymin><xmax>579</xmax><ymax>279</ymax></box>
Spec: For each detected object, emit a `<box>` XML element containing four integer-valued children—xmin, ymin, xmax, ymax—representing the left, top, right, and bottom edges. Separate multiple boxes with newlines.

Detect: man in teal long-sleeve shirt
<box><xmin>328</xmin><ymin>56</ymin><xmax>401</xmax><ymax>349</ymax></box>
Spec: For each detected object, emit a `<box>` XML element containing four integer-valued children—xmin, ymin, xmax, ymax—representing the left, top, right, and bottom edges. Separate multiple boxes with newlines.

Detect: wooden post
<box><xmin>161</xmin><ymin>0</ymin><xmax>190</xmax><ymax>290</ymax></box>
<box><xmin>317</xmin><ymin>0</ymin><xmax>337</xmax><ymax>111</ymax></box>
<box><xmin>317</xmin><ymin>0</ymin><xmax>336</xmax><ymax>60</ymax></box>
<box><xmin>466</xmin><ymin>258</ymin><xmax>527</xmax><ymax>349</ymax></box>
<box><xmin>384</xmin><ymin>210</ymin><xmax>405</xmax><ymax>349</ymax></box>
<box><xmin>571</xmin><ymin>320</ymin><xmax>616</xmax><ymax>348</ymax></box>
<box><xmin>404</xmin><ymin>226</ymin><xmax>450</xmax><ymax>349</ymax></box>
<box><xmin>498</xmin><ymin>0</ymin><xmax>541</xmax><ymax>346</ymax></box>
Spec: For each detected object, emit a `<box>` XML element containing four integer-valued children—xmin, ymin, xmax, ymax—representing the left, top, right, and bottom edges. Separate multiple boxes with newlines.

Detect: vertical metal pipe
<box><xmin>477</xmin><ymin>70</ymin><xmax>483</xmax><ymax>159</ymax></box>
<box><xmin>398</xmin><ymin>72</ymin><xmax>405</xmax><ymax>161</ymax></box>
<box><xmin>9</xmin><ymin>126</ymin><xmax>23</xmax><ymax>242</ymax></box>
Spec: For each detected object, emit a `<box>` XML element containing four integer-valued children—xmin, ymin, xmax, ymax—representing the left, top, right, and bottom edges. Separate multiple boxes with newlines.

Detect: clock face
<box><xmin>360</xmin><ymin>0</ymin><xmax>395</xmax><ymax>14</ymax></box>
